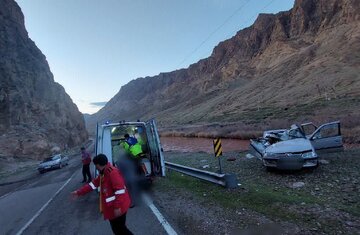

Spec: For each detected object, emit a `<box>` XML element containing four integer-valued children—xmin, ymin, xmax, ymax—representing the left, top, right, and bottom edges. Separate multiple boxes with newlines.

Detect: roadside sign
<box><xmin>213</xmin><ymin>138</ymin><xmax>223</xmax><ymax>174</ymax></box>
<box><xmin>213</xmin><ymin>138</ymin><xmax>222</xmax><ymax>157</ymax></box>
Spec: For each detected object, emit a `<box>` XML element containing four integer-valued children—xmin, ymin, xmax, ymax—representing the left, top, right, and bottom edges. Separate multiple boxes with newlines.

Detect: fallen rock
<box><xmin>319</xmin><ymin>159</ymin><xmax>330</xmax><ymax>165</ymax></box>
<box><xmin>51</xmin><ymin>146</ymin><xmax>61</xmax><ymax>153</ymax></box>
<box><xmin>290</xmin><ymin>182</ymin><xmax>305</xmax><ymax>189</ymax></box>
<box><xmin>345</xmin><ymin>221</ymin><xmax>356</xmax><ymax>227</ymax></box>
<box><xmin>246</xmin><ymin>154</ymin><xmax>255</xmax><ymax>159</ymax></box>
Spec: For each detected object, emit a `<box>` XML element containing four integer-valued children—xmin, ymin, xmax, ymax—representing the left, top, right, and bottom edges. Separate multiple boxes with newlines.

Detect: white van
<box><xmin>94</xmin><ymin>119</ymin><xmax>165</xmax><ymax>178</ymax></box>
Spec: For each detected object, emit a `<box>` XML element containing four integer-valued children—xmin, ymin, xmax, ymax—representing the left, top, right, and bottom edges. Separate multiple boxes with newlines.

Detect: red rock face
<box><xmin>0</xmin><ymin>0</ymin><xmax>88</xmax><ymax>159</ymax></box>
<box><xmin>87</xmin><ymin>0</ymin><xmax>360</xmax><ymax>132</ymax></box>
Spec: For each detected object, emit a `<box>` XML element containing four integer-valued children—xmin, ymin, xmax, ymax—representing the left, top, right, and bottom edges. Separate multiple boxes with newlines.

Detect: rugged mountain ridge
<box><xmin>88</xmin><ymin>0</ymin><xmax>360</xmax><ymax>135</ymax></box>
<box><xmin>0</xmin><ymin>0</ymin><xmax>88</xmax><ymax>159</ymax></box>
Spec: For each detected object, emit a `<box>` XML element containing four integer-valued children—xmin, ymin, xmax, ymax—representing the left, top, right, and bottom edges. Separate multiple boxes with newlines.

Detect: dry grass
<box><xmin>160</xmin><ymin>110</ymin><xmax>360</xmax><ymax>144</ymax></box>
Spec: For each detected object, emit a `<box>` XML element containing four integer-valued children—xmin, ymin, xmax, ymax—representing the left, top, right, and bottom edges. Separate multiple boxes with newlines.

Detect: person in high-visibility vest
<box><xmin>71</xmin><ymin>154</ymin><xmax>133</xmax><ymax>235</ymax></box>
<box><xmin>121</xmin><ymin>134</ymin><xmax>143</xmax><ymax>158</ymax></box>
<box><xmin>121</xmin><ymin>133</ymin><xmax>150</xmax><ymax>177</ymax></box>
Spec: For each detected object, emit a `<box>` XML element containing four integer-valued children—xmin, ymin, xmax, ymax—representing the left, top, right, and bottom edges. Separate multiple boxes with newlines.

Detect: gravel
<box><xmin>151</xmin><ymin>148</ymin><xmax>360</xmax><ymax>235</ymax></box>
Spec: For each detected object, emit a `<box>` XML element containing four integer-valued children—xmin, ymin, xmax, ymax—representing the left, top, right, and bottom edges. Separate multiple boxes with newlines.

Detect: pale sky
<box><xmin>16</xmin><ymin>0</ymin><xmax>294</xmax><ymax>114</ymax></box>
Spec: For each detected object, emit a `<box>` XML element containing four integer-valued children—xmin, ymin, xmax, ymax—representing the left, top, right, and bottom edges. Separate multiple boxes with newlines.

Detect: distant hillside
<box><xmin>0</xmin><ymin>0</ymin><xmax>88</xmax><ymax>159</ymax></box>
<box><xmin>83</xmin><ymin>113</ymin><xmax>91</xmax><ymax>124</ymax></box>
<box><xmin>87</xmin><ymin>0</ymin><xmax>360</xmax><ymax>142</ymax></box>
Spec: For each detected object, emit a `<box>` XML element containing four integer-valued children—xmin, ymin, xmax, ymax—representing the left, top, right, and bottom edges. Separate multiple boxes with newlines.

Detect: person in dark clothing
<box><xmin>80</xmin><ymin>147</ymin><xmax>92</xmax><ymax>183</ymax></box>
<box><xmin>109</xmin><ymin>214</ymin><xmax>132</xmax><ymax>235</ymax></box>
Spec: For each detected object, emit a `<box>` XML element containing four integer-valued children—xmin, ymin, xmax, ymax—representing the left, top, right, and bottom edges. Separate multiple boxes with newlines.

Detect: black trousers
<box><xmin>109</xmin><ymin>213</ymin><xmax>133</xmax><ymax>235</ymax></box>
<box><xmin>82</xmin><ymin>164</ymin><xmax>92</xmax><ymax>182</ymax></box>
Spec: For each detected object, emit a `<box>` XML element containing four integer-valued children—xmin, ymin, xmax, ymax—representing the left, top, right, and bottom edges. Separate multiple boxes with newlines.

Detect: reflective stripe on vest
<box><xmin>105</xmin><ymin>196</ymin><xmax>115</xmax><ymax>203</ymax></box>
<box><xmin>89</xmin><ymin>182</ymin><xmax>96</xmax><ymax>190</ymax></box>
<box><xmin>115</xmin><ymin>189</ymin><xmax>125</xmax><ymax>195</ymax></box>
<box><xmin>105</xmin><ymin>189</ymin><xmax>126</xmax><ymax>203</ymax></box>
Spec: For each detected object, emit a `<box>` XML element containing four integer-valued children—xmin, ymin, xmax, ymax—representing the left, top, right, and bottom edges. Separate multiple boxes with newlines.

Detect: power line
<box><xmin>244</xmin><ymin>0</ymin><xmax>277</xmax><ymax>25</ymax></box>
<box><xmin>208</xmin><ymin>0</ymin><xmax>278</xmax><ymax>78</ymax></box>
<box><xmin>175</xmin><ymin>0</ymin><xmax>251</xmax><ymax>69</ymax></box>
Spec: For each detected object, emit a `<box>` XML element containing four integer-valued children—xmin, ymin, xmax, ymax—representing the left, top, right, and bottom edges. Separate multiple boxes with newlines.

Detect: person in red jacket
<box><xmin>80</xmin><ymin>147</ymin><xmax>92</xmax><ymax>183</ymax></box>
<box><xmin>71</xmin><ymin>154</ymin><xmax>133</xmax><ymax>235</ymax></box>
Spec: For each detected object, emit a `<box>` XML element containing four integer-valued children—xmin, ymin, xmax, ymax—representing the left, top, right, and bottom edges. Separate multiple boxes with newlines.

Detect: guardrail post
<box><xmin>165</xmin><ymin>161</ymin><xmax>239</xmax><ymax>188</ymax></box>
<box><xmin>224</xmin><ymin>173</ymin><xmax>238</xmax><ymax>189</ymax></box>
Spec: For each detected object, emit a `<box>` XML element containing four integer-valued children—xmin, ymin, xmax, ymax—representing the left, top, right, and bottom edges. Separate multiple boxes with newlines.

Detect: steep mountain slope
<box><xmin>0</xmin><ymin>0</ymin><xmax>88</xmax><ymax>159</ymax></box>
<box><xmin>88</xmin><ymin>0</ymin><xmax>360</xmax><ymax>137</ymax></box>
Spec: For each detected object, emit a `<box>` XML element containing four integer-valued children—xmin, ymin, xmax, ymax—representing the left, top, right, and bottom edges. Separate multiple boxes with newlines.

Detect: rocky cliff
<box><xmin>87</xmin><ymin>0</ymin><xmax>360</xmax><ymax>136</ymax></box>
<box><xmin>0</xmin><ymin>0</ymin><xmax>88</xmax><ymax>159</ymax></box>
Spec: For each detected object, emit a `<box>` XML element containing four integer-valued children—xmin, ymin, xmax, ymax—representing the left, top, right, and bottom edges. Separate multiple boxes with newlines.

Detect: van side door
<box><xmin>145</xmin><ymin>119</ymin><xmax>165</xmax><ymax>177</ymax></box>
<box><xmin>309</xmin><ymin>121</ymin><xmax>343</xmax><ymax>152</ymax></box>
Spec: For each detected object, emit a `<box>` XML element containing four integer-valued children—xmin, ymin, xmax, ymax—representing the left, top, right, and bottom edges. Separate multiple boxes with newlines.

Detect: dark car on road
<box><xmin>38</xmin><ymin>154</ymin><xmax>69</xmax><ymax>174</ymax></box>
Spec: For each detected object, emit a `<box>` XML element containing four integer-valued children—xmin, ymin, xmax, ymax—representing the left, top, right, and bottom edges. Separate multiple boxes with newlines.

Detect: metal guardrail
<box><xmin>165</xmin><ymin>161</ymin><xmax>238</xmax><ymax>189</ymax></box>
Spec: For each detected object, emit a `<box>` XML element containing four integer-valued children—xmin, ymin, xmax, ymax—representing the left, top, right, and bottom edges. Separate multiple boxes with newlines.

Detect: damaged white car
<box><xmin>250</xmin><ymin>121</ymin><xmax>343</xmax><ymax>170</ymax></box>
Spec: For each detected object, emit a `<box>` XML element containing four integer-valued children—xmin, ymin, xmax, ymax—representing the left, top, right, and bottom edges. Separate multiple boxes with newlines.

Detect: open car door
<box><xmin>145</xmin><ymin>119</ymin><xmax>165</xmax><ymax>177</ymax></box>
<box><xmin>300</xmin><ymin>122</ymin><xmax>318</xmax><ymax>137</ymax></box>
<box><xmin>309</xmin><ymin>121</ymin><xmax>343</xmax><ymax>152</ymax></box>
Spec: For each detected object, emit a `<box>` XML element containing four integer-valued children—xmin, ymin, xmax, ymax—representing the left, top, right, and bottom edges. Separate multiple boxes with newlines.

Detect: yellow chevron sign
<box><xmin>213</xmin><ymin>138</ymin><xmax>222</xmax><ymax>157</ymax></box>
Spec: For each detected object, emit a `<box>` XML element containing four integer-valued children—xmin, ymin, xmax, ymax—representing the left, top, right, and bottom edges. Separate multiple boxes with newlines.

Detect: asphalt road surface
<box><xmin>0</xmin><ymin>154</ymin><xmax>174</xmax><ymax>235</ymax></box>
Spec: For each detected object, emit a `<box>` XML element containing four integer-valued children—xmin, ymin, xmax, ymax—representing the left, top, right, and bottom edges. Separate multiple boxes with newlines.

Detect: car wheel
<box><xmin>59</xmin><ymin>163</ymin><xmax>63</xmax><ymax>169</ymax></box>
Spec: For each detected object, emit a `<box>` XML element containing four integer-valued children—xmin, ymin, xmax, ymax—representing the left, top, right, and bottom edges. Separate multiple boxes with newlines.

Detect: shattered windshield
<box><xmin>42</xmin><ymin>157</ymin><xmax>52</xmax><ymax>163</ymax></box>
<box><xmin>43</xmin><ymin>155</ymin><xmax>60</xmax><ymax>162</ymax></box>
<box><xmin>284</xmin><ymin>125</ymin><xmax>306</xmax><ymax>140</ymax></box>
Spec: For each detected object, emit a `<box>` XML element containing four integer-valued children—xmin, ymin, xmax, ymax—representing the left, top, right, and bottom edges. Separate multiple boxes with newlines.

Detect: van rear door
<box><xmin>94</xmin><ymin>123</ymin><xmax>114</xmax><ymax>178</ymax></box>
<box><xmin>145</xmin><ymin>119</ymin><xmax>165</xmax><ymax>177</ymax></box>
<box><xmin>95</xmin><ymin>123</ymin><xmax>113</xmax><ymax>163</ymax></box>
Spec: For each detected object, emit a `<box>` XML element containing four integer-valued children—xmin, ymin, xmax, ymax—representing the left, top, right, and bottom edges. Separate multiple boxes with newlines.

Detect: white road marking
<box><xmin>0</xmin><ymin>191</ymin><xmax>12</xmax><ymax>200</ymax></box>
<box><xmin>16</xmin><ymin>171</ymin><xmax>77</xmax><ymax>235</ymax></box>
<box><xmin>0</xmin><ymin>182</ymin><xmax>32</xmax><ymax>200</ymax></box>
<box><xmin>143</xmin><ymin>194</ymin><xmax>178</xmax><ymax>235</ymax></box>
